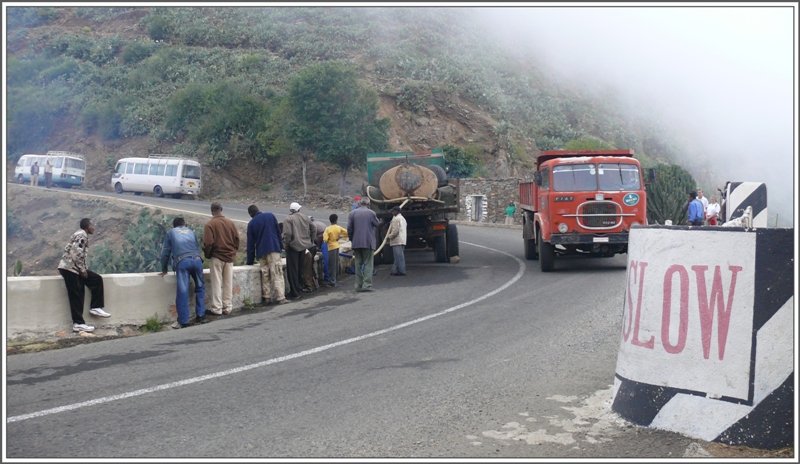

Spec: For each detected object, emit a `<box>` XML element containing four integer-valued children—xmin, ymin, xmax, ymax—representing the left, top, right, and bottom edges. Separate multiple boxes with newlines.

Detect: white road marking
<box><xmin>7</xmin><ymin>241</ymin><xmax>525</xmax><ymax>424</ymax></box>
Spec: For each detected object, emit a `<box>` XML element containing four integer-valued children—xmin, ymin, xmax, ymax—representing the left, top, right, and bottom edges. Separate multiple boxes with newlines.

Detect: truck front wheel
<box><xmin>524</xmin><ymin>236</ymin><xmax>538</xmax><ymax>260</ymax></box>
<box><xmin>538</xmin><ymin>228</ymin><xmax>554</xmax><ymax>272</ymax></box>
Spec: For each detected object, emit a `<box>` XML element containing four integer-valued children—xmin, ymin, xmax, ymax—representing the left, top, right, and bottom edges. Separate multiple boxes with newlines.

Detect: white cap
<box><xmin>290</xmin><ymin>202</ymin><xmax>302</xmax><ymax>212</ymax></box>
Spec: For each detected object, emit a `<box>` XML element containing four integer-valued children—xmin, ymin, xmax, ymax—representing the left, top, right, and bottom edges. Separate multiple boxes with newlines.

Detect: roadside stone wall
<box><xmin>456</xmin><ymin>178</ymin><xmax>521</xmax><ymax>224</ymax></box>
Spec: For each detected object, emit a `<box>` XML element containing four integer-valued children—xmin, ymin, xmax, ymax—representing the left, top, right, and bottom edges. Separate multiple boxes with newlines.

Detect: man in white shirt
<box><xmin>386</xmin><ymin>206</ymin><xmax>407</xmax><ymax>276</ymax></box>
<box><xmin>697</xmin><ymin>189</ymin><xmax>709</xmax><ymax>214</ymax></box>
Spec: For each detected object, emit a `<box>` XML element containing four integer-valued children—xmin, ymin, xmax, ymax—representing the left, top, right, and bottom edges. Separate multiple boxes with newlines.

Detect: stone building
<box><xmin>454</xmin><ymin>178</ymin><xmax>521</xmax><ymax>225</ymax></box>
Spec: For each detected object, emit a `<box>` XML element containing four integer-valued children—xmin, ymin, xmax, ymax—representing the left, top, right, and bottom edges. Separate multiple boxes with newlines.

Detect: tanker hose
<box><xmin>365</xmin><ymin>185</ymin><xmax>444</xmax><ymax>204</ymax></box>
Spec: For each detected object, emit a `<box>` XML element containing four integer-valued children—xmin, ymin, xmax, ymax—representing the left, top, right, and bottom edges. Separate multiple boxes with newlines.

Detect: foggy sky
<box><xmin>479</xmin><ymin>4</ymin><xmax>796</xmax><ymax>226</ymax></box>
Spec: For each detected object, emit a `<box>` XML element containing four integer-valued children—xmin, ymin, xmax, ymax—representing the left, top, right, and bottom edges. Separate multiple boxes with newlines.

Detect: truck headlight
<box><xmin>558</xmin><ymin>223</ymin><xmax>568</xmax><ymax>233</ymax></box>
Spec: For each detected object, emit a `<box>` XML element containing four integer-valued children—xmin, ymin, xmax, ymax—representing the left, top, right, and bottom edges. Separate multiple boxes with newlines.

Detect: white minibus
<box><xmin>111</xmin><ymin>155</ymin><xmax>202</xmax><ymax>198</ymax></box>
<box><xmin>14</xmin><ymin>151</ymin><xmax>86</xmax><ymax>187</ymax></box>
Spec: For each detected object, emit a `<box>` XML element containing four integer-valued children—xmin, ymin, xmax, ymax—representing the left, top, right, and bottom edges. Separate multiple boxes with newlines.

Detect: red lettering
<box><xmin>661</xmin><ymin>265</ymin><xmax>689</xmax><ymax>354</ymax></box>
<box><xmin>622</xmin><ymin>261</ymin><xmax>637</xmax><ymax>341</ymax></box>
<box><xmin>693</xmin><ymin>265</ymin><xmax>742</xmax><ymax>360</ymax></box>
<box><xmin>630</xmin><ymin>261</ymin><xmax>653</xmax><ymax>349</ymax></box>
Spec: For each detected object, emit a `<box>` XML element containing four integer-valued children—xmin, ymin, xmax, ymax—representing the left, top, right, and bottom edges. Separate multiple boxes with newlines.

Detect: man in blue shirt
<box><xmin>687</xmin><ymin>191</ymin><xmax>705</xmax><ymax>226</ymax></box>
<box><xmin>247</xmin><ymin>205</ymin><xmax>287</xmax><ymax>305</ymax></box>
<box><xmin>159</xmin><ymin>217</ymin><xmax>207</xmax><ymax>328</ymax></box>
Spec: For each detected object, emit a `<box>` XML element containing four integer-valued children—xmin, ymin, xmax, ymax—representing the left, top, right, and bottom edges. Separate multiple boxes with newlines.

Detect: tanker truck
<box><xmin>364</xmin><ymin>149</ymin><xmax>460</xmax><ymax>264</ymax></box>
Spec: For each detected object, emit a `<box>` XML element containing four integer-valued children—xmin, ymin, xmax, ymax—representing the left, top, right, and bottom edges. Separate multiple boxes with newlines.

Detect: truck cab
<box><xmin>520</xmin><ymin>149</ymin><xmax>648</xmax><ymax>271</ymax></box>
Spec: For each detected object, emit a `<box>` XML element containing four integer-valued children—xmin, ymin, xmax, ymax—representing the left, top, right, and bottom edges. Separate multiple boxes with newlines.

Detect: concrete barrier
<box><xmin>7</xmin><ymin>266</ymin><xmax>263</xmax><ymax>340</ymax></box>
<box><xmin>612</xmin><ymin>225</ymin><xmax>794</xmax><ymax>449</ymax></box>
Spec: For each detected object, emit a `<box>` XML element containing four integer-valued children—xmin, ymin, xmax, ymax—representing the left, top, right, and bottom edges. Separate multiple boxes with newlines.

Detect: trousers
<box><xmin>59</xmin><ymin>269</ymin><xmax>104</xmax><ymax>324</ymax></box>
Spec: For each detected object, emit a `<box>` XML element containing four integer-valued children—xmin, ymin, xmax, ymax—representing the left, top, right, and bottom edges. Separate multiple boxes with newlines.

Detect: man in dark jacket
<box><xmin>347</xmin><ymin>197</ymin><xmax>380</xmax><ymax>292</ymax></box>
<box><xmin>159</xmin><ymin>217</ymin><xmax>207</xmax><ymax>328</ymax></box>
<box><xmin>247</xmin><ymin>205</ymin><xmax>287</xmax><ymax>305</ymax></box>
<box><xmin>282</xmin><ymin>202</ymin><xmax>315</xmax><ymax>299</ymax></box>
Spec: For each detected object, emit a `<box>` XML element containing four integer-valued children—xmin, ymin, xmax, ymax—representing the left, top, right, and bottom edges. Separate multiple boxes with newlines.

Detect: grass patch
<box><xmin>141</xmin><ymin>315</ymin><xmax>164</xmax><ymax>332</ymax></box>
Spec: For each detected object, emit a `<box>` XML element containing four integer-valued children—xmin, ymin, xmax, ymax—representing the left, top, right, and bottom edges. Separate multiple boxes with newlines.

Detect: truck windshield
<box><xmin>553</xmin><ymin>163</ymin><xmax>640</xmax><ymax>192</ymax></box>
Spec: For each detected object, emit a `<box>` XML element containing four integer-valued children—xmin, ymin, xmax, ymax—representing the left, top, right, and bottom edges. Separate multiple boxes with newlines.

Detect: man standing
<box><xmin>30</xmin><ymin>161</ymin><xmax>40</xmax><ymax>186</ymax></box>
<box><xmin>387</xmin><ymin>206</ymin><xmax>407</xmax><ymax>276</ymax></box>
<box><xmin>203</xmin><ymin>202</ymin><xmax>240</xmax><ymax>315</ymax></box>
<box><xmin>310</xmin><ymin>216</ymin><xmax>328</xmax><ymax>286</ymax></box>
<box><xmin>282</xmin><ymin>202</ymin><xmax>315</xmax><ymax>299</ymax></box>
<box><xmin>246</xmin><ymin>205</ymin><xmax>287</xmax><ymax>305</ymax></box>
<box><xmin>347</xmin><ymin>197</ymin><xmax>380</xmax><ymax>292</ymax></box>
<box><xmin>322</xmin><ymin>214</ymin><xmax>348</xmax><ymax>287</ymax></box>
<box><xmin>696</xmin><ymin>189</ymin><xmax>709</xmax><ymax>222</ymax></box>
<box><xmin>159</xmin><ymin>217</ymin><xmax>207</xmax><ymax>329</ymax></box>
<box><xmin>44</xmin><ymin>159</ymin><xmax>53</xmax><ymax>188</ymax></box>
<box><xmin>57</xmin><ymin>218</ymin><xmax>111</xmax><ymax>333</ymax></box>
<box><xmin>504</xmin><ymin>201</ymin><xmax>516</xmax><ymax>225</ymax></box>
<box><xmin>687</xmin><ymin>191</ymin><xmax>705</xmax><ymax>226</ymax></box>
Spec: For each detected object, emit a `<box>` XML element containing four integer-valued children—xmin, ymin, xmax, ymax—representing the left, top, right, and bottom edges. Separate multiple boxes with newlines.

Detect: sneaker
<box><xmin>171</xmin><ymin>321</ymin><xmax>190</xmax><ymax>329</ymax></box>
<box><xmin>195</xmin><ymin>316</ymin><xmax>209</xmax><ymax>324</ymax></box>
<box><xmin>73</xmin><ymin>323</ymin><xmax>95</xmax><ymax>332</ymax></box>
<box><xmin>207</xmin><ymin>309</ymin><xmax>223</xmax><ymax>316</ymax></box>
<box><xmin>89</xmin><ymin>307</ymin><xmax>111</xmax><ymax>318</ymax></box>
<box><xmin>275</xmin><ymin>298</ymin><xmax>289</xmax><ymax>305</ymax></box>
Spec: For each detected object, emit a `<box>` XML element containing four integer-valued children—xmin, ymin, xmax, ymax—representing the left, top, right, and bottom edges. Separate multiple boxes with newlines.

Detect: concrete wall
<box><xmin>7</xmin><ymin>266</ymin><xmax>264</xmax><ymax>341</ymax></box>
<box><xmin>612</xmin><ymin>225</ymin><xmax>794</xmax><ymax>449</ymax></box>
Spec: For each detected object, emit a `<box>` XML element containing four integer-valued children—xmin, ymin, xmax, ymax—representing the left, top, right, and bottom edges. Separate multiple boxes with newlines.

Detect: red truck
<box><xmin>519</xmin><ymin>149</ymin><xmax>650</xmax><ymax>272</ymax></box>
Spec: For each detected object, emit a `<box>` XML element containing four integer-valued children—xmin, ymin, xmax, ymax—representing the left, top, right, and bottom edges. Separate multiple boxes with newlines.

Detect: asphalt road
<box><xmin>5</xmin><ymin>191</ymin><xmax>710</xmax><ymax>459</ymax></box>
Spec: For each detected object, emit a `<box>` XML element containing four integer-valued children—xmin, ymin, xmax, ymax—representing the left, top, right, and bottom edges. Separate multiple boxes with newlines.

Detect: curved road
<box><xmin>5</xmin><ymin>190</ymin><xmax>706</xmax><ymax>458</ymax></box>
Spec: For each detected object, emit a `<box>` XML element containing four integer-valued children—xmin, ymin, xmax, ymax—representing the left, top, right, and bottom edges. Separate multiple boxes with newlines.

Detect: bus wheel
<box><xmin>153</xmin><ymin>185</ymin><xmax>164</xmax><ymax>197</ymax></box>
<box><xmin>172</xmin><ymin>193</ymin><xmax>183</xmax><ymax>199</ymax></box>
<box><xmin>17</xmin><ymin>174</ymin><xmax>24</xmax><ymax>184</ymax></box>
<box><xmin>114</xmin><ymin>183</ymin><xmax>124</xmax><ymax>194</ymax></box>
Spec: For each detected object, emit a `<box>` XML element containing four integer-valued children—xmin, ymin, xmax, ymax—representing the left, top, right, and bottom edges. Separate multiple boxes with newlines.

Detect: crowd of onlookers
<box><xmin>687</xmin><ymin>188</ymin><xmax>721</xmax><ymax>226</ymax></box>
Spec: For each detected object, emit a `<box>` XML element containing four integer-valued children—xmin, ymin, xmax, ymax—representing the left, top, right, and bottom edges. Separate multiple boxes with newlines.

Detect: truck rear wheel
<box><xmin>433</xmin><ymin>235</ymin><xmax>447</xmax><ymax>263</ymax></box>
<box><xmin>538</xmin><ymin>228</ymin><xmax>554</xmax><ymax>272</ymax></box>
<box><xmin>446</xmin><ymin>224</ymin><xmax>459</xmax><ymax>258</ymax></box>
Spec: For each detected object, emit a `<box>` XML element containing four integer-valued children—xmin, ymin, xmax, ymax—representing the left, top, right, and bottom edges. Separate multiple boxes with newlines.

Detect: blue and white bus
<box><xmin>14</xmin><ymin>151</ymin><xmax>86</xmax><ymax>187</ymax></box>
<box><xmin>111</xmin><ymin>155</ymin><xmax>202</xmax><ymax>198</ymax></box>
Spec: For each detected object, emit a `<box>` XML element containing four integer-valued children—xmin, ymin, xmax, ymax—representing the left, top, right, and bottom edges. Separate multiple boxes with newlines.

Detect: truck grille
<box><xmin>577</xmin><ymin>201</ymin><xmax>621</xmax><ymax>229</ymax></box>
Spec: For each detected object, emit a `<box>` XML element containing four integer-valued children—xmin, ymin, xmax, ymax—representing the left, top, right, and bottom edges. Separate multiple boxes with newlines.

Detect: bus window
<box><xmin>54</xmin><ymin>157</ymin><xmax>63</xmax><ymax>168</ymax></box>
<box><xmin>134</xmin><ymin>163</ymin><xmax>148</xmax><ymax>175</ymax></box>
<box><xmin>115</xmin><ymin>162</ymin><xmax>127</xmax><ymax>175</ymax></box>
<box><xmin>149</xmin><ymin>163</ymin><xmax>160</xmax><ymax>175</ymax></box>
<box><xmin>182</xmin><ymin>164</ymin><xmax>201</xmax><ymax>179</ymax></box>
<box><xmin>165</xmin><ymin>164</ymin><xmax>178</xmax><ymax>177</ymax></box>
<box><xmin>65</xmin><ymin>158</ymin><xmax>86</xmax><ymax>170</ymax></box>
<box><xmin>155</xmin><ymin>164</ymin><xmax>165</xmax><ymax>175</ymax></box>
<box><xmin>126</xmin><ymin>163</ymin><xmax>134</xmax><ymax>174</ymax></box>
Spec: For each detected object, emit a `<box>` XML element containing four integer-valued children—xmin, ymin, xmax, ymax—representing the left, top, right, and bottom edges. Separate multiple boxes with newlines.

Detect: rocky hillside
<box><xmin>5</xmin><ymin>7</ymin><xmax>676</xmax><ymax>201</ymax></box>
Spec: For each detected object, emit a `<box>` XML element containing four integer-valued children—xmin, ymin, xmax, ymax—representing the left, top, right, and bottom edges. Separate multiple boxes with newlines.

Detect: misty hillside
<box><xmin>5</xmin><ymin>6</ymin><xmax>682</xmax><ymax>198</ymax></box>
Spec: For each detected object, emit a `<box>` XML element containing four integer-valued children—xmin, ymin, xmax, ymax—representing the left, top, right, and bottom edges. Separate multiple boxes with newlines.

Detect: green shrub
<box><xmin>141</xmin><ymin>315</ymin><xmax>163</xmax><ymax>333</ymax></box>
<box><xmin>442</xmin><ymin>144</ymin><xmax>477</xmax><ymax>178</ymax></box>
<box><xmin>120</xmin><ymin>41</ymin><xmax>156</xmax><ymax>64</ymax></box>
<box><xmin>144</xmin><ymin>13</ymin><xmax>173</xmax><ymax>41</ymax></box>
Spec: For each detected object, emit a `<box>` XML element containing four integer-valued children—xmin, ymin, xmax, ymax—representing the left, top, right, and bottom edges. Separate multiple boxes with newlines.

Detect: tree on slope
<box><xmin>285</xmin><ymin>62</ymin><xmax>389</xmax><ymax>197</ymax></box>
<box><xmin>646</xmin><ymin>163</ymin><xmax>697</xmax><ymax>225</ymax></box>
